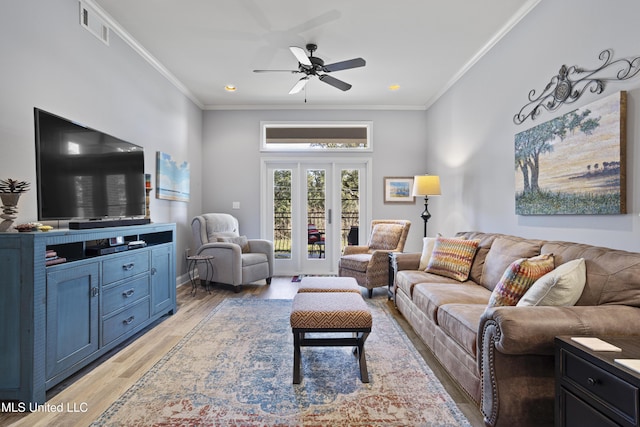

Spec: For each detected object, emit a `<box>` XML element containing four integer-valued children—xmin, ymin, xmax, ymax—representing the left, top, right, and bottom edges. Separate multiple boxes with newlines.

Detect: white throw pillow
<box><xmin>517</xmin><ymin>258</ymin><xmax>586</xmax><ymax>306</ymax></box>
<box><xmin>418</xmin><ymin>237</ymin><xmax>437</xmax><ymax>270</ymax></box>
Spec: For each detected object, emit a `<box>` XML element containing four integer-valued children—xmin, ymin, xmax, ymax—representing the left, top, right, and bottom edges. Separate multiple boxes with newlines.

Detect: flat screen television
<box><xmin>34</xmin><ymin>108</ymin><xmax>145</xmax><ymax>221</ymax></box>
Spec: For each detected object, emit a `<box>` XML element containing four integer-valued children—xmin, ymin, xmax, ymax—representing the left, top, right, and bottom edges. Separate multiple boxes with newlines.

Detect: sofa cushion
<box><xmin>517</xmin><ymin>258</ymin><xmax>586</xmax><ymax>306</ymax></box>
<box><xmin>488</xmin><ymin>254</ymin><xmax>555</xmax><ymax>307</ymax></box>
<box><xmin>339</xmin><ymin>253</ymin><xmax>371</xmax><ymax>273</ymax></box>
<box><xmin>481</xmin><ymin>236</ymin><xmax>543</xmax><ymax>291</ymax></box>
<box><xmin>218</xmin><ymin>235</ymin><xmax>250</xmax><ymax>253</ymax></box>
<box><xmin>396</xmin><ymin>270</ymin><xmax>462</xmax><ymax>299</ymax></box>
<box><xmin>369</xmin><ymin>223</ymin><xmax>404</xmax><ymax>250</ymax></box>
<box><xmin>426</xmin><ymin>237</ymin><xmax>480</xmax><ymax>282</ymax></box>
<box><xmin>412</xmin><ymin>282</ymin><xmax>492</xmax><ymax>323</ymax></box>
<box><xmin>542</xmin><ymin>241</ymin><xmax>640</xmax><ymax>307</ymax></box>
<box><xmin>437</xmin><ymin>304</ymin><xmax>487</xmax><ymax>358</ymax></box>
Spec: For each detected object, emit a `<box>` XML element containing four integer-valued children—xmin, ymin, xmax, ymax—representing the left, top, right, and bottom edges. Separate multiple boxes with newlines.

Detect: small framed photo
<box><xmin>384</xmin><ymin>177</ymin><xmax>415</xmax><ymax>204</ymax></box>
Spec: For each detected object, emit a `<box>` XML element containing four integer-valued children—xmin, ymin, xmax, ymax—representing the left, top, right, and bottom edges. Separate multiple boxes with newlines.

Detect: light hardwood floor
<box><xmin>1</xmin><ymin>278</ymin><xmax>484</xmax><ymax>427</ymax></box>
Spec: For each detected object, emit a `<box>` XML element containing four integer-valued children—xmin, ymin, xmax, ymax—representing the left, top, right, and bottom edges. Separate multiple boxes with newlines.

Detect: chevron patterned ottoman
<box><xmin>290</xmin><ymin>292</ymin><xmax>372</xmax><ymax>384</ymax></box>
<box><xmin>297</xmin><ymin>276</ymin><xmax>361</xmax><ymax>294</ymax></box>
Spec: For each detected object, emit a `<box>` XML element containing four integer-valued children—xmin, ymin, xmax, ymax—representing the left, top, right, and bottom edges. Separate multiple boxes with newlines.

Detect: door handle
<box><xmin>328</xmin><ymin>209</ymin><xmax>332</xmax><ymax>225</ymax></box>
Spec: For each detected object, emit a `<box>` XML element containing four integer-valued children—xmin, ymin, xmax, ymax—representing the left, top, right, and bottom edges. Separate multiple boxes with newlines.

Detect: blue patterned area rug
<box><xmin>92</xmin><ymin>298</ymin><xmax>470</xmax><ymax>426</ymax></box>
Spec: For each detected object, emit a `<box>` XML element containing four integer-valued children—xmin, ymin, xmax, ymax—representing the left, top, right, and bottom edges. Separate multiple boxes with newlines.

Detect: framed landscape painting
<box><xmin>384</xmin><ymin>177</ymin><xmax>414</xmax><ymax>204</ymax></box>
<box><xmin>515</xmin><ymin>91</ymin><xmax>626</xmax><ymax>215</ymax></box>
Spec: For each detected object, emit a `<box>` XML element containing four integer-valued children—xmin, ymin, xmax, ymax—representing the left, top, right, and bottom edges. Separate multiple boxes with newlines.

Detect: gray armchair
<box><xmin>191</xmin><ymin>213</ymin><xmax>273</xmax><ymax>292</ymax></box>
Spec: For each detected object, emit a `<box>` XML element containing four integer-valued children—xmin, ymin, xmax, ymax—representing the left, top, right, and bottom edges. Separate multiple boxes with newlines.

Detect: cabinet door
<box><xmin>151</xmin><ymin>245</ymin><xmax>175</xmax><ymax>315</ymax></box>
<box><xmin>46</xmin><ymin>263</ymin><xmax>99</xmax><ymax>382</ymax></box>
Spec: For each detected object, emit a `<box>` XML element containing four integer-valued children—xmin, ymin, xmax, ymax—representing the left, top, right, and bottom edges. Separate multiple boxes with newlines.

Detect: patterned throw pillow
<box><xmin>217</xmin><ymin>235</ymin><xmax>250</xmax><ymax>253</ymax></box>
<box><xmin>488</xmin><ymin>254</ymin><xmax>555</xmax><ymax>307</ymax></box>
<box><xmin>425</xmin><ymin>237</ymin><xmax>480</xmax><ymax>281</ymax></box>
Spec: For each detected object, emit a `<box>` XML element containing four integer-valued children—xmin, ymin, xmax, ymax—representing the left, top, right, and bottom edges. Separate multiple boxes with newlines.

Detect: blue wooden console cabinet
<box><xmin>0</xmin><ymin>223</ymin><xmax>176</xmax><ymax>405</ymax></box>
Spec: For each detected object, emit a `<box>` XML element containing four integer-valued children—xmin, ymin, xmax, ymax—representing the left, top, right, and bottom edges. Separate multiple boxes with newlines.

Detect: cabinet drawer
<box><xmin>102</xmin><ymin>298</ymin><xmax>150</xmax><ymax>346</ymax></box>
<box><xmin>102</xmin><ymin>275</ymin><xmax>150</xmax><ymax>315</ymax></box>
<box><xmin>561</xmin><ymin>388</ymin><xmax>618</xmax><ymax>427</ymax></box>
<box><xmin>102</xmin><ymin>251</ymin><xmax>150</xmax><ymax>285</ymax></box>
<box><xmin>563</xmin><ymin>350</ymin><xmax>639</xmax><ymax>424</ymax></box>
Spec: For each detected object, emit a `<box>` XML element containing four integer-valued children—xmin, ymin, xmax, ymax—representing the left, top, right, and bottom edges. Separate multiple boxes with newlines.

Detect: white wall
<box><xmin>0</xmin><ymin>0</ymin><xmax>203</xmax><ymax>277</ymax></box>
<box><xmin>423</xmin><ymin>0</ymin><xmax>640</xmax><ymax>252</ymax></box>
<box><xmin>202</xmin><ymin>109</ymin><xmax>429</xmax><ymax>252</ymax></box>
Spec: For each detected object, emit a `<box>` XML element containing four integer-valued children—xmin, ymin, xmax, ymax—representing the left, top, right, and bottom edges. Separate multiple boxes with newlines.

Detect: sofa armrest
<box><xmin>393</xmin><ymin>252</ymin><xmax>421</xmax><ymax>271</ymax></box>
<box><xmin>479</xmin><ymin>305</ymin><xmax>640</xmax><ymax>357</ymax></box>
<box><xmin>478</xmin><ymin>304</ymin><xmax>640</xmax><ymax>427</ymax></box>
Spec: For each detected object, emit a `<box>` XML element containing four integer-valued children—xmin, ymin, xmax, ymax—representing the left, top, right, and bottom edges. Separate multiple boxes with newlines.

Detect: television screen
<box><xmin>34</xmin><ymin>108</ymin><xmax>145</xmax><ymax>220</ymax></box>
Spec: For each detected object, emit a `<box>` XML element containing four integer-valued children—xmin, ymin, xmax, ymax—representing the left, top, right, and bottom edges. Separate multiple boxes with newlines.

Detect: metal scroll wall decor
<box><xmin>514</xmin><ymin>49</ymin><xmax>640</xmax><ymax>125</ymax></box>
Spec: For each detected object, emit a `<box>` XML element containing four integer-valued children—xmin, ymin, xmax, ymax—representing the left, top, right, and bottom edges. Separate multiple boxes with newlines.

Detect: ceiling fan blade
<box><xmin>289</xmin><ymin>77</ymin><xmax>309</xmax><ymax>94</ymax></box>
<box><xmin>289</xmin><ymin>46</ymin><xmax>311</xmax><ymax>66</ymax></box>
<box><xmin>253</xmin><ymin>69</ymin><xmax>299</xmax><ymax>73</ymax></box>
<box><xmin>323</xmin><ymin>57</ymin><xmax>366</xmax><ymax>72</ymax></box>
<box><xmin>318</xmin><ymin>74</ymin><xmax>352</xmax><ymax>91</ymax></box>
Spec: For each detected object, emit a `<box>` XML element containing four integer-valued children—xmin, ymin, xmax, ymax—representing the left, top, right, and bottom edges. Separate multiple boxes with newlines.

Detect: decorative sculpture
<box><xmin>514</xmin><ymin>49</ymin><xmax>640</xmax><ymax>125</ymax></box>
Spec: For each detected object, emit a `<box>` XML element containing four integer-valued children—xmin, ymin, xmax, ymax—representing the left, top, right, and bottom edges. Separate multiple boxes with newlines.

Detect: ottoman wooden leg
<box><xmin>293</xmin><ymin>331</ymin><xmax>302</xmax><ymax>384</ymax></box>
<box><xmin>357</xmin><ymin>332</ymin><xmax>370</xmax><ymax>383</ymax></box>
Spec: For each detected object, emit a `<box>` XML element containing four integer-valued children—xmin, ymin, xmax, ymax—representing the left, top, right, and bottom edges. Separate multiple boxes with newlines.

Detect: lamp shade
<box><xmin>412</xmin><ymin>175</ymin><xmax>441</xmax><ymax>196</ymax></box>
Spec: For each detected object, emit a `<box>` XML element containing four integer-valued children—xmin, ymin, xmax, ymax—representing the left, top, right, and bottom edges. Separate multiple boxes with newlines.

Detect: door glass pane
<box><xmin>307</xmin><ymin>169</ymin><xmax>326</xmax><ymax>259</ymax></box>
<box><xmin>273</xmin><ymin>169</ymin><xmax>291</xmax><ymax>259</ymax></box>
<box><xmin>341</xmin><ymin>169</ymin><xmax>360</xmax><ymax>251</ymax></box>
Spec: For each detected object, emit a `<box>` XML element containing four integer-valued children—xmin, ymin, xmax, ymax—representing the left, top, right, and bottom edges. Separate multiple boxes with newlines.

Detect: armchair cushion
<box><xmin>217</xmin><ymin>235</ymin><xmax>250</xmax><ymax>253</ymax></box>
<box><xmin>339</xmin><ymin>254</ymin><xmax>371</xmax><ymax>273</ymax></box>
<box><xmin>368</xmin><ymin>223</ymin><xmax>405</xmax><ymax>250</ymax></box>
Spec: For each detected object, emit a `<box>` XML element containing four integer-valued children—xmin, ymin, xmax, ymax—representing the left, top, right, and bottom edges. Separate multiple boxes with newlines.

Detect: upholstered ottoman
<box><xmin>297</xmin><ymin>276</ymin><xmax>361</xmax><ymax>294</ymax></box>
<box><xmin>290</xmin><ymin>292</ymin><xmax>372</xmax><ymax>384</ymax></box>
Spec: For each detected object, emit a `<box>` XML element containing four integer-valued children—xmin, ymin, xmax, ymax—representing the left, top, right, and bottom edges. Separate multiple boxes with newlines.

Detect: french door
<box><xmin>262</xmin><ymin>158</ymin><xmax>371</xmax><ymax>276</ymax></box>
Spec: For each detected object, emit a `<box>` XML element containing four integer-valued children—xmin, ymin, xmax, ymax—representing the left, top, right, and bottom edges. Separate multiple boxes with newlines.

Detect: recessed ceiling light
<box><xmin>388</xmin><ymin>84</ymin><xmax>401</xmax><ymax>91</ymax></box>
<box><xmin>224</xmin><ymin>85</ymin><xmax>237</xmax><ymax>92</ymax></box>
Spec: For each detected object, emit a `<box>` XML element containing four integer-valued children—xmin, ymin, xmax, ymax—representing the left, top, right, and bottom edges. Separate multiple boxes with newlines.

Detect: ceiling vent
<box><xmin>79</xmin><ymin>1</ymin><xmax>109</xmax><ymax>45</ymax></box>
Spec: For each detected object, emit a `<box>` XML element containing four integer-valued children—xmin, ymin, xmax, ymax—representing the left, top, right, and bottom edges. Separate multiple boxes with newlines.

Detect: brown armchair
<box><xmin>338</xmin><ymin>219</ymin><xmax>411</xmax><ymax>297</ymax></box>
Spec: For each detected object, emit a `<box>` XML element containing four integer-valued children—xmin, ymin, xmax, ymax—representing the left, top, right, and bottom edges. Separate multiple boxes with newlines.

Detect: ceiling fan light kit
<box><xmin>254</xmin><ymin>43</ymin><xmax>366</xmax><ymax>95</ymax></box>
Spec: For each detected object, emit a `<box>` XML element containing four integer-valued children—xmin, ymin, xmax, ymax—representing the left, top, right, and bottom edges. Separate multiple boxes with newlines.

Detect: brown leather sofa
<box><xmin>392</xmin><ymin>231</ymin><xmax>640</xmax><ymax>427</ymax></box>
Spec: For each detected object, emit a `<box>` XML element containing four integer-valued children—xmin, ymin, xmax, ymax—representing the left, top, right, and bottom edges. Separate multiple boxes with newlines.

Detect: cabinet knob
<box><xmin>587</xmin><ymin>377</ymin><xmax>597</xmax><ymax>386</ymax></box>
<box><xmin>122</xmin><ymin>289</ymin><xmax>135</xmax><ymax>298</ymax></box>
<box><xmin>123</xmin><ymin>263</ymin><xmax>135</xmax><ymax>271</ymax></box>
<box><xmin>91</xmin><ymin>287</ymin><xmax>99</xmax><ymax>297</ymax></box>
<box><xmin>123</xmin><ymin>316</ymin><xmax>135</xmax><ymax>325</ymax></box>
<box><xmin>151</xmin><ymin>267</ymin><xmax>157</xmax><ymax>275</ymax></box>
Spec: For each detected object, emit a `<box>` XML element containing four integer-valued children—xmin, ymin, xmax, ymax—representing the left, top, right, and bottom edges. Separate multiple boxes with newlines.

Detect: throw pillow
<box><xmin>369</xmin><ymin>223</ymin><xmax>404</xmax><ymax>250</ymax></box>
<box><xmin>418</xmin><ymin>237</ymin><xmax>437</xmax><ymax>270</ymax></box>
<box><xmin>425</xmin><ymin>237</ymin><xmax>480</xmax><ymax>282</ymax></box>
<box><xmin>487</xmin><ymin>254</ymin><xmax>555</xmax><ymax>307</ymax></box>
<box><xmin>217</xmin><ymin>235</ymin><xmax>250</xmax><ymax>253</ymax></box>
<box><xmin>517</xmin><ymin>258</ymin><xmax>586</xmax><ymax>307</ymax></box>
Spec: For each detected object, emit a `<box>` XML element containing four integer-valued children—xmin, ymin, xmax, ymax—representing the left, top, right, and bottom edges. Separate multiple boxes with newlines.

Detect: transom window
<box><xmin>261</xmin><ymin>122</ymin><xmax>372</xmax><ymax>152</ymax></box>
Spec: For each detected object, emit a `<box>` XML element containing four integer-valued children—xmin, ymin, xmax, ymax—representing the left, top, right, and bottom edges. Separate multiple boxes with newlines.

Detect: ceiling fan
<box><xmin>253</xmin><ymin>43</ymin><xmax>366</xmax><ymax>94</ymax></box>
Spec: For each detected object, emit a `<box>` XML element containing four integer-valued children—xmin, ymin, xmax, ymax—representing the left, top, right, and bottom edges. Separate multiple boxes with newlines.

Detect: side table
<box><xmin>555</xmin><ymin>336</ymin><xmax>640</xmax><ymax>427</ymax></box>
<box><xmin>187</xmin><ymin>254</ymin><xmax>215</xmax><ymax>295</ymax></box>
